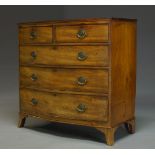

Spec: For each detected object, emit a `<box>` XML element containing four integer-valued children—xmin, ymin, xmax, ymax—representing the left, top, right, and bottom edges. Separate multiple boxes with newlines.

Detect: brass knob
<box><xmin>31</xmin><ymin>98</ymin><xmax>38</xmax><ymax>105</ymax></box>
<box><xmin>30</xmin><ymin>31</ymin><xmax>37</xmax><ymax>39</ymax></box>
<box><xmin>77</xmin><ymin>77</ymin><xmax>87</xmax><ymax>86</ymax></box>
<box><xmin>76</xmin><ymin>104</ymin><xmax>87</xmax><ymax>113</ymax></box>
<box><xmin>31</xmin><ymin>74</ymin><xmax>38</xmax><ymax>81</ymax></box>
<box><xmin>31</xmin><ymin>51</ymin><xmax>37</xmax><ymax>59</ymax></box>
<box><xmin>77</xmin><ymin>52</ymin><xmax>87</xmax><ymax>61</ymax></box>
<box><xmin>77</xmin><ymin>29</ymin><xmax>87</xmax><ymax>39</ymax></box>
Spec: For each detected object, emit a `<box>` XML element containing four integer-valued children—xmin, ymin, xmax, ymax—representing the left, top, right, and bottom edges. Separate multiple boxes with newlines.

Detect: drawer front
<box><xmin>19</xmin><ymin>26</ymin><xmax>52</xmax><ymax>44</ymax></box>
<box><xmin>20</xmin><ymin>46</ymin><xmax>109</xmax><ymax>67</ymax></box>
<box><xmin>20</xmin><ymin>67</ymin><xmax>109</xmax><ymax>94</ymax></box>
<box><xmin>56</xmin><ymin>24</ymin><xmax>109</xmax><ymax>42</ymax></box>
<box><xmin>20</xmin><ymin>88</ymin><xmax>108</xmax><ymax>122</ymax></box>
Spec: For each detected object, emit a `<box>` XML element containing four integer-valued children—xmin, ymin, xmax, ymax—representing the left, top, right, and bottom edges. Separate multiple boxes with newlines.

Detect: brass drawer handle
<box><xmin>77</xmin><ymin>77</ymin><xmax>87</xmax><ymax>86</ymax></box>
<box><xmin>77</xmin><ymin>29</ymin><xmax>87</xmax><ymax>39</ymax></box>
<box><xmin>77</xmin><ymin>52</ymin><xmax>87</xmax><ymax>61</ymax></box>
<box><xmin>30</xmin><ymin>31</ymin><xmax>37</xmax><ymax>39</ymax></box>
<box><xmin>31</xmin><ymin>51</ymin><xmax>37</xmax><ymax>59</ymax></box>
<box><xmin>31</xmin><ymin>74</ymin><xmax>38</xmax><ymax>81</ymax></box>
<box><xmin>76</xmin><ymin>104</ymin><xmax>87</xmax><ymax>113</ymax></box>
<box><xmin>31</xmin><ymin>98</ymin><xmax>38</xmax><ymax>105</ymax></box>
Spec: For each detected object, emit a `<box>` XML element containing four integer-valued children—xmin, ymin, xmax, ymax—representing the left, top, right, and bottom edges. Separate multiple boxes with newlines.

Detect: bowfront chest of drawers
<box><xmin>18</xmin><ymin>18</ymin><xmax>137</xmax><ymax>145</ymax></box>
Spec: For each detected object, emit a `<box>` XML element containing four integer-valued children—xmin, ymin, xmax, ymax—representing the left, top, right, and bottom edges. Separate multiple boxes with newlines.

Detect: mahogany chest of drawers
<box><xmin>18</xmin><ymin>18</ymin><xmax>137</xmax><ymax>145</ymax></box>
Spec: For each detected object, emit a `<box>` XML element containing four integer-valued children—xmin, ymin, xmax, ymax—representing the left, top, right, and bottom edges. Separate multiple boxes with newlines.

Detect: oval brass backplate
<box><xmin>77</xmin><ymin>77</ymin><xmax>87</xmax><ymax>86</ymax></box>
<box><xmin>77</xmin><ymin>52</ymin><xmax>87</xmax><ymax>61</ymax></box>
<box><xmin>77</xmin><ymin>29</ymin><xmax>87</xmax><ymax>39</ymax></box>
<box><xmin>76</xmin><ymin>104</ymin><xmax>87</xmax><ymax>113</ymax></box>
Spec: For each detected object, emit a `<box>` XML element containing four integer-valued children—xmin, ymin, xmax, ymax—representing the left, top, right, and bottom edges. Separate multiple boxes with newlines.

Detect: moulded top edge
<box><xmin>18</xmin><ymin>17</ymin><xmax>137</xmax><ymax>26</ymax></box>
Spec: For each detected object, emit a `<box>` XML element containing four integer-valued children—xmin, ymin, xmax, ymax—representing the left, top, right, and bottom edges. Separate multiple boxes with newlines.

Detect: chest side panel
<box><xmin>111</xmin><ymin>20</ymin><xmax>137</xmax><ymax>126</ymax></box>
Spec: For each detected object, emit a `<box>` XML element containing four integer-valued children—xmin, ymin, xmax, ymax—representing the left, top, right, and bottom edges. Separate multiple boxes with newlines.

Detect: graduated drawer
<box><xmin>56</xmin><ymin>24</ymin><xmax>109</xmax><ymax>42</ymax></box>
<box><xmin>20</xmin><ymin>67</ymin><xmax>109</xmax><ymax>94</ymax></box>
<box><xmin>19</xmin><ymin>26</ymin><xmax>52</xmax><ymax>44</ymax></box>
<box><xmin>20</xmin><ymin>46</ymin><xmax>109</xmax><ymax>67</ymax></box>
<box><xmin>20</xmin><ymin>88</ymin><xmax>108</xmax><ymax>122</ymax></box>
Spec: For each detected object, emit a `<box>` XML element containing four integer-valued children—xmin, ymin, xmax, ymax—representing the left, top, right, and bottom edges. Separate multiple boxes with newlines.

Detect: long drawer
<box><xmin>20</xmin><ymin>88</ymin><xmax>108</xmax><ymax>122</ymax></box>
<box><xmin>20</xmin><ymin>67</ymin><xmax>109</xmax><ymax>94</ymax></box>
<box><xmin>20</xmin><ymin>46</ymin><xmax>109</xmax><ymax>67</ymax></box>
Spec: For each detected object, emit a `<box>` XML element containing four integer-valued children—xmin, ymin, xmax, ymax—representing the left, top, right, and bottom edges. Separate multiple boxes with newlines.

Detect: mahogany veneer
<box><xmin>18</xmin><ymin>18</ymin><xmax>137</xmax><ymax>145</ymax></box>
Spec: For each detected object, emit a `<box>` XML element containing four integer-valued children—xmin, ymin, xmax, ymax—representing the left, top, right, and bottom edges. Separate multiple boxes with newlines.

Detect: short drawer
<box><xmin>19</xmin><ymin>46</ymin><xmax>109</xmax><ymax>67</ymax></box>
<box><xmin>19</xmin><ymin>26</ymin><xmax>52</xmax><ymax>44</ymax></box>
<box><xmin>56</xmin><ymin>24</ymin><xmax>109</xmax><ymax>43</ymax></box>
<box><xmin>20</xmin><ymin>67</ymin><xmax>109</xmax><ymax>94</ymax></box>
<box><xmin>20</xmin><ymin>88</ymin><xmax>108</xmax><ymax>122</ymax></box>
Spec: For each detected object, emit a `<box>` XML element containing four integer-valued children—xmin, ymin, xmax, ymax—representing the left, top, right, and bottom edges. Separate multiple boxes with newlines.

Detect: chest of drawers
<box><xmin>18</xmin><ymin>18</ymin><xmax>137</xmax><ymax>145</ymax></box>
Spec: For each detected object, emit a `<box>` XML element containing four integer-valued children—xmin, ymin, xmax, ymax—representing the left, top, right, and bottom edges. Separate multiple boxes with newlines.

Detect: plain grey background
<box><xmin>0</xmin><ymin>6</ymin><xmax>155</xmax><ymax>148</ymax></box>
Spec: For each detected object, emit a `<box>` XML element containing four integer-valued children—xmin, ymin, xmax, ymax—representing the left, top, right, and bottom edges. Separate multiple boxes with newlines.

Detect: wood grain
<box><xmin>18</xmin><ymin>17</ymin><xmax>136</xmax><ymax>27</ymax></box>
<box><xmin>20</xmin><ymin>88</ymin><xmax>108</xmax><ymax>122</ymax></box>
<box><xmin>110</xmin><ymin>20</ymin><xmax>137</xmax><ymax>126</ymax></box>
<box><xmin>19</xmin><ymin>45</ymin><xmax>109</xmax><ymax>67</ymax></box>
<box><xmin>19</xmin><ymin>26</ymin><xmax>52</xmax><ymax>44</ymax></box>
<box><xmin>18</xmin><ymin>18</ymin><xmax>111</xmax><ymax>27</ymax></box>
<box><xmin>18</xmin><ymin>18</ymin><xmax>137</xmax><ymax>145</ymax></box>
<box><xmin>56</xmin><ymin>24</ymin><xmax>109</xmax><ymax>42</ymax></box>
<box><xmin>97</xmin><ymin>126</ymin><xmax>118</xmax><ymax>146</ymax></box>
<box><xmin>20</xmin><ymin>66</ymin><xmax>109</xmax><ymax>94</ymax></box>
<box><xmin>124</xmin><ymin>118</ymin><xmax>135</xmax><ymax>134</ymax></box>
